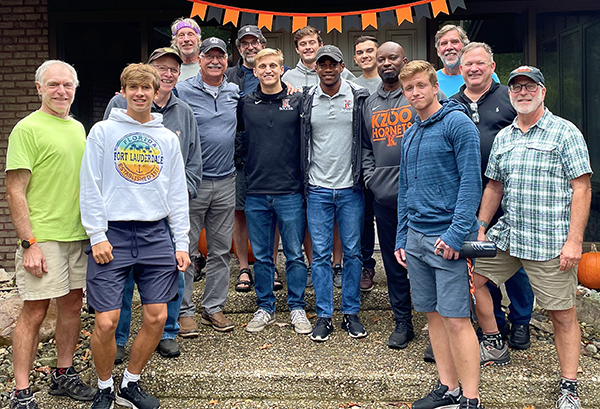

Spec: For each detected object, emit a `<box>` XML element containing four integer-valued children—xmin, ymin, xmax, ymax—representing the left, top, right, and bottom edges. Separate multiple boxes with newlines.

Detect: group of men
<box><xmin>5</xmin><ymin>17</ymin><xmax>591</xmax><ymax>409</ymax></box>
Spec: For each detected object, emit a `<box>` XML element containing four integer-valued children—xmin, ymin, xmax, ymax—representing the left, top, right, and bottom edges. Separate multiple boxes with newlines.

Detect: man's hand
<box><xmin>285</xmin><ymin>82</ymin><xmax>299</xmax><ymax>95</ymax></box>
<box><xmin>477</xmin><ymin>226</ymin><xmax>486</xmax><ymax>242</ymax></box>
<box><xmin>394</xmin><ymin>248</ymin><xmax>407</xmax><ymax>269</ymax></box>
<box><xmin>176</xmin><ymin>251</ymin><xmax>191</xmax><ymax>272</ymax></box>
<box><xmin>22</xmin><ymin>244</ymin><xmax>48</xmax><ymax>278</ymax></box>
<box><xmin>434</xmin><ymin>238</ymin><xmax>459</xmax><ymax>260</ymax></box>
<box><xmin>560</xmin><ymin>238</ymin><xmax>582</xmax><ymax>271</ymax></box>
<box><xmin>92</xmin><ymin>241</ymin><xmax>113</xmax><ymax>264</ymax></box>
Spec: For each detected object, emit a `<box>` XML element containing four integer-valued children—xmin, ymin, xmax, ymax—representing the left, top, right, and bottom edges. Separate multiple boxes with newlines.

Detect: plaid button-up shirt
<box><xmin>485</xmin><ymin>108</ymin><xmax>592</xmax><ymax>261</ymax></box>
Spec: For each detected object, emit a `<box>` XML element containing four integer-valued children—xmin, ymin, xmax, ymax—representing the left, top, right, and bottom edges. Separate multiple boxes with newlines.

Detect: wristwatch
<box><xmin>18</xmin><ymin>238</ymin><xmax>36</xmax><ymax>249</ymax></box>
<box><xmin>477</xmin><ymin>220</ymin><xmax>489</xmax><ymax>230</ymax></box>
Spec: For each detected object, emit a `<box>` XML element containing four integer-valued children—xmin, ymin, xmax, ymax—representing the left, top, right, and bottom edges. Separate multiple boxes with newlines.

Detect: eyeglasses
<box><xmin>469</xmin><ymin>102</ymin><xmax>480</xmax><ymax>124</ymax></box>
<box><xmin>509</xmin><ymin>83</ymin><xmax>541</xmax><ymax>93</ymax></box>
<box><xmin>153</xmin><ymin>65</ymin><xmax>179</xmax><ymax>74</ymax></box>
<box><xmin>240</xmin><ymin>40</ymin><xmax>260</xmax><ymax>49</ymax></box>
<box><xmin>202</xmin><ymin>54</ymin><xmax>227</xmax><ymax>62</ymax></box>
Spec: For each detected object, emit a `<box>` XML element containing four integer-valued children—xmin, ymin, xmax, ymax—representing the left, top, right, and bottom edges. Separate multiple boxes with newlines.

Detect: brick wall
<box><xmin>0</xmin><ymin>0</ymin><xmax>49</xmax><ymax>270</ymax></box>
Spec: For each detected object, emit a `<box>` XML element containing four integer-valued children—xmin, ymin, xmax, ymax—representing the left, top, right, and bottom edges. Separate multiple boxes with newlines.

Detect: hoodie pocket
<box><xmin>105</xmin><ymin>187</ymin><xmax>168</xmax><ymax>220</ymax></box>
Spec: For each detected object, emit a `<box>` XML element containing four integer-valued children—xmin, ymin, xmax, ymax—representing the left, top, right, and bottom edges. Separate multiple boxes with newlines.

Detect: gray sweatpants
<box><xmin>180</xmin><ymin>174</ymin><xmax>236</xmax><ymax>317</ymax></box>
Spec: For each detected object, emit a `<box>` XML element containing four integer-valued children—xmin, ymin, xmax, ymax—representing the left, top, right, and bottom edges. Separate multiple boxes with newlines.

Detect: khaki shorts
<box><xmin>475</xmin><ymin>248</ymin><xmax>577</xmax><ymax>311</ymax></box>
<box><xmin>15</xmin><ymin>240</ymin><xmax>88</xmax><ymax>301</ymax></box>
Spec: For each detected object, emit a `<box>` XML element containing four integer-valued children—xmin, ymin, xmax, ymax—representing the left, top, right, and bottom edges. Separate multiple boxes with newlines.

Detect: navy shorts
<box><xmin>404</xmin><ymin>228</ymin><xmax>477</xmax><ymax>318</ymax></box>
<box><xmin>86</xmin><ymin>219</ymin><xmax>178</xmax><ymax>313</ymax></box>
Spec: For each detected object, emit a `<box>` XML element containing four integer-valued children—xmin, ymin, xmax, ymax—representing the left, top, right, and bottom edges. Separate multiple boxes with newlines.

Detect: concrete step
<box><xmin>35</xmin><ymin>310</ymin><xmax>600</xmax><ymax>409</ymax></box>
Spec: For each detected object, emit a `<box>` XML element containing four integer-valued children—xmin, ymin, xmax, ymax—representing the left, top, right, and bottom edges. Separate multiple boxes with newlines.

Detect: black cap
<box><xmin>508</xmin><ymin>66</ymin><xmax>545</xmax><ymax>86</ymax></box>
<box><xmin>147</xmin><ymin>47</ymin><xmax>183</xmax><ymax>65</ymax></box>
<box><xmin>237</xmin><ymin>25</ymin><xmax>264</xmax><ymax>42</ymax></box>
<box><xmin>315</xmin><ymin>45</ymin><xmax>344</xmax><ymax>63</ymax></box>
<box><xmin>199</xmin><ymin>37</ymin><xmax>227</xmax><ymax>54</ymax></box>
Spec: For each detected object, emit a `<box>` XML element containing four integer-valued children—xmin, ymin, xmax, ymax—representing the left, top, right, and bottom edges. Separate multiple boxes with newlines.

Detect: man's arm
<box><xmin>476</xmin><ymin>179</ymin><xmax>503</xmax><ymax>240</ymax></box>
<box><xmin>6</xmin><ymin>169</ymin><xmax>47</xmax><ymax>277</ymax></box>
<box><xmin>560</xmin><ymin>173</ymin><xmax>592</xmax><ymax>271</ymax></box>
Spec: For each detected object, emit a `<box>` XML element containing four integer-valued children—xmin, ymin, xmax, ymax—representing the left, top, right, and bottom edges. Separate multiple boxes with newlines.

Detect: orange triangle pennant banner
<box><xmin>190</xmin><ymin>2</ymin><xmax>207</xmax><ymax>20</ymax></box>
<box><xmin>292</xmin><ymin>16</ymin><xmax>308</xmax><ymax>32</ymax></box>
<box><xmin>258</xmin><ymin>14</ymin><xmax>273</xmax><ymax>31</ymax></box>
<box><xmin>327</xmin><ymin>15</ymin><xmax>342</xmax><ymax>33</ymax></box>
<box><xmin>395</xmin><ymin>6</ymin><xmax>413</xmax><ymax>25</ymax></box>
<box><xmin>431</xmin><ymin>0</ymin><xmax>449</xmax><ymax>17</ymax></box>
<box><xmin>223</xmin><ymin>9</ymin><xmax>239</xmax><ymax>26</ymax></box>
<box><xmin>362</xmin><ymin>12</ymin><xmax>377</xmax><ymax>30</ymax></box>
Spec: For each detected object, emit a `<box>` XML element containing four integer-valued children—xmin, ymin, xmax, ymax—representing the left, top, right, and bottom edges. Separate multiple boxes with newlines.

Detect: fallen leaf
<box><xmin>260</xmin><ymin>344</ymin><xmax>272</xmax><ymax>350</ymax></box>
<box><xmin>275</xmin><ymin>322</ymin><xmax>290</xmax><ymax>327</ymax></box>
<box><xmin>35</xmin><ymin>366</ymin><xmax>51</xmax><ymax>374</ymax></box>
<box><xmin>83</xmin><ymin>348</ymin><xmax>90</xmax><ymax>361</ymax></box>
<box><xmin>307</xmin><ymin>312</ymin><xmax>317</xmax><ymax>319</ymax></box>
<box><xmin>81</xmin><ymin>330</ymin><xmax>91</xmax><ymax>337</ymax></box>
<box><xmin>374</xmin><ymin>340</ymin><xmax>384</xmax><ymax>345</ymax></box>
<box><xmin>388</xmin><ymin>403</ymin><xmax>411</xmax><ymax>408</ymax></box>
<box><xmin>241</xmin><ymin>323</ymin><xmax>248</xmax><ymax>327</ymax></box>
<box><xmin>523</xmin><ymin>405</ymin><xmax>535</xmax><ymax>409</ymax></box>
<box><xmin>339</xmin><ymin>403</ymin><xmax>362</xmax><ymax>408</ymax></box>
<box><xmin>577</xmin><ymin>366</ymin><xmax>583</xmax><ymax>373</ymax></box>
<box><xmin>372</xmin><ymin>317</ymin><xmax>380</xmax><ymax>323</ymax></box>
<box><xmin>133</xmin><ymin>303</ymin><xmax>142</xmax><ymax>310</ymax></box>
<box><xmin>208</xmin><ymin>399</ymin><xmax>218</xmax><ymax>405</ymax></box>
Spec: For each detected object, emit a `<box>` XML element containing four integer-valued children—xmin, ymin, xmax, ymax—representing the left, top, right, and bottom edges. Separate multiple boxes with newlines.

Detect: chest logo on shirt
<box><xmin>372</xmin><ymin>105</ymin><xmax>413</xmax><ymax>147</ymax></box>
<box><xmin>113</xmin><ymin>132</ymin><xmax>164</xmax><ymax>184</ymax></box>
<box><xmin>342</xmin><ymin>99</ymin><xmax>353</xmax><ymax>112</ymax></box>
<box><xmin>280</xmin><ymin>99</ymin><xmax>293</xmax><ymax>111</ymax></box>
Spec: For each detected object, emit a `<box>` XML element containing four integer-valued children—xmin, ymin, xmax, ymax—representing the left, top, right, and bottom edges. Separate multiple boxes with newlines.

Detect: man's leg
<box><xmin>91</xmin><ymin>310</ymin><xmax>122</xmax><ymax>381</ymax></box>
<box><xmin>234</xmin><ymin>169</ymin><xmax>251</xmax><ymax>284</ymax></box>
<box><xmin>442</xmin><ymin>316</ymin><xmax>480</xmax><ymax>400</ymax></box>
<box><xmin>474</xmin><ymin>273</ymin><xmax>498</xmax><ymax>334</ymax></box>
<box><xmin>427</xmin><ymin>312</ymin><xmax>459</xmax><ymax>390</ymax></box>
<box><xmin>55</xmin><ymin>288</ymin><xmax>83</xmax><ymax>368</ymax></box>
<box><xmin>549</xmin><ymin>307</ymin><xmax>581</xmax><ymax>379</ymax></box>
<box><xmin>128</xmin><ymin>303</ymin><xmax>168</xmax><ymax>374</ymax></box>
<box><xmin>13</xmin><ymin>299</ymin><xmax>50</xmax><ymax>389</ymax></box>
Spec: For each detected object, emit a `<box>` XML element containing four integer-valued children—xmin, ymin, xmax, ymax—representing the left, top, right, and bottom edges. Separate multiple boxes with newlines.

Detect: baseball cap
<box><xmin>508</xmin><ymin>66</ymin><xmax>545</xmax><ymax>86</ymax></box>
<box><xmin>315</xmin><ymin>45</ymin><xmax>344</xmax><ymax>63</ymax></box>
<box><xmin>237</xmin><ymin>25</ymin><xmax>264</xmax><ymax>42</ymax></box>
<box><xmin>199</xmin><ymin>37</ymin><xmax>227</xmax><ymax>54</ymax></box>
<box><xmin>147</xmin><ymin>47</ymin><xmax>183</xmax><ymax>65</ymax></box>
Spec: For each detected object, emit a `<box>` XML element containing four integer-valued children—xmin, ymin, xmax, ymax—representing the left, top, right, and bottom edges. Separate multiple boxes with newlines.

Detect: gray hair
<box><xmin>460</xmin><ymin>42</ymin><xmax>494</xmax><ymax>64</ymax></box>
<box><xmin>35</xmin><ymin>60</ymin><xmax>79</xmax><ymax>87</ymax></box>
<box><xmin>170</xmin><ymin>17</ymin><xmax>202</xmax><ymax>49</ymax></box>
<box><xmin>434</xmin><ymin>24</ymin><xmax>469</xmax><ymax>49</ymax></box>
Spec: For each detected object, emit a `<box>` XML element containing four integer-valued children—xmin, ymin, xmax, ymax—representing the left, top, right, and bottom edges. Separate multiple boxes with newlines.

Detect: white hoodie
<box><xmin>80</xmin><ymin>109</ymin><xmax>190</xmax><ymax>252</ymax></box>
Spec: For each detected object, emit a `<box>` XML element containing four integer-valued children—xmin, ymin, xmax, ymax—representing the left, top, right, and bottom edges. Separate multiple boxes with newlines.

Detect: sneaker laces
<box><xmin>556</xmin><ymin>391</ymin><xmax>580</xmax><ymax>409</ymax></box>
<box><xmin>315</xmin><ymin>317</ymin><xmax>331</xmax><ymax>328</ymax></box>
<box><xmin>290</xmin><ymin>309</ymin><xmax>309</xmax><ymax>325</ymax></box>
<box><xmin>253</xmin><ymin>309</ymin><xmax>272</xmax><ymax>323</ymax></box>
<box><xmin>394</xmin><ymin>320</ymin><xmax>409</xmax><ymax>333</ymax></box>
<box><xmin>125</xmin><ymin>382</ymin><xmax>150</xmax><ymax>401</ymax></box>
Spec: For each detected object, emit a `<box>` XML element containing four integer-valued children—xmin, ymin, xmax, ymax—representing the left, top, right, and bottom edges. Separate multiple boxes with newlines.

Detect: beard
<box><xmin>380</xmin><ymin>70</ymin><xmax>400</xmax><ymax>83</ymax></box>
<box><xmin>510</xmin><ymin>91</ymin><xmax>543</xmax><ymax>115</ymax></box>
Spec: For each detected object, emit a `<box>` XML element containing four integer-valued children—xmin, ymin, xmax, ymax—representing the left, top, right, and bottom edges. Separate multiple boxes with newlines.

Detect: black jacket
<box><xmin>300</xmin><ymin>80</ymin><xmax>370</xmax><ymax>194</ymax></box>
<box><xmin>236</xmin><ymin>83</ymin><xmax>304</xmax><ymax>195</ymax></box>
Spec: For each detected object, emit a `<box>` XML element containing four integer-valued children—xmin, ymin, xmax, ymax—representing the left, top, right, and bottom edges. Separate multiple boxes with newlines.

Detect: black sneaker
<box><xmin>387</xmin><ymin>320</ymin><xmax>414</xmax><ymax>349</ymax></box>
<box><xmin>341</xmin><ymin>314</ymin><xmax>367</xmax><ymax>338</ymax></box>
<box><xmin>310</xmin><ymin>317</ymin><xmax>333</xmax><ymax>342</ymax></box>
<box><xmin>423</xmin><ymin>343</ymin><xmax>436</xmax><ymax>363</ymax></box>
<box><xmin>115</xmin><ymin>345</ymin><xmax>126</xmax><ymax>365</ymax></box>
<box><xmin>90</xmin><ymin>387</ymin><xmax>115</xmax><ymax>409</ymax></box>
<box><xmin>459</xmin><ymin>396</ymin><xmax>483</xmax><ymax>409</ymax></box>
<box><xmin>333</xmin><ymin>264</ymin><xmax>342</xmax><ymax>288</ymax></box>
<box><xmin>412</xmin><ymin>381</ymin><xmax>460</xmax><ymax>409</ymax></box>
<box><xmin>48</xmin><ymin>366</ymin><xmax>96</xmax><ymax>401</ymax></box>
<box><xmin>156</xmin><ymin>338</ymin><xmax>181</xmax><ymax>358</ymax></box>
<box><xmin>116</xmin><ymin>381</ymin><xmax>159</xmax><ymax>409</ymax></box>
<box><xmin>10</xmin><ymin>388</ymin><xmax>38</xmax><ymax>409</ymax></box>
<box><xmin>508</xmin><ymin>324</ymin><xmax>531</xmax><ymax>350</ymax></box>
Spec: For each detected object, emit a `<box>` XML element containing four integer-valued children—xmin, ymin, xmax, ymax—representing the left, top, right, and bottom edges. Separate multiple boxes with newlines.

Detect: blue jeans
<box><xmin>245</xmin><ymin>193</ymin><xmax>307</xmax><ymax>314</ymax></box>
<box><xmin>307</xmin><ymin>186</ymin><xmax>364</xmax><ymax>317</ymax></box>
<box><xmin>115</xmin><ymin>269</ymin><xmax>185</xmax><ymax>346</ymax></box>
<box><xmin>488</xmin><ymin>267</ymin><xmax>534</xmax><ymax>327</ymax></box>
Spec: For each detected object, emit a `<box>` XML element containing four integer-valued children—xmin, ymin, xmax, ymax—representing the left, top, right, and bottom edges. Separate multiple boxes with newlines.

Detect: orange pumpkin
<box><xmin>578</xmin><ymin>243</ymin><xmax>600</xmax><ymax>289</ymax></box>
<box><xmin>197</xmin><ymin>228</ymin><xmax>255</xmax><ymax>263</ymax></box>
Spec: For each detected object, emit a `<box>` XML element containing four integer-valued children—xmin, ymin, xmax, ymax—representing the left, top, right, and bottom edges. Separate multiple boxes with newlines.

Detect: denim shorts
<box><xmin>86</xmin><ymin>219</ymin><xmax>178</xmax><ymax>313</ymax></box>
<box><xmin>405</xmin><ymin>228</ymin><xmax>477</xmax><ymax>318</ymax></box>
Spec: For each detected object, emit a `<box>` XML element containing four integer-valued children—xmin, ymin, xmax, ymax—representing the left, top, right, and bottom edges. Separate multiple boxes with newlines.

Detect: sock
<box><xmin>121</xmin><ymin>369</ymin><xmax>141</xmax><ymax>389</ymax></box>
<box><xmin>482</xmin><ymin>332</ymin><xmax>503</xmax><ymax>349</ymax></box>
<box><xmin>560</xmin><ymin>377</ymin><xmax>578</xmax><ymax>395</ymax></box>
<box><xmin>15</xmin><ymin>387</ymin><xmax>33</xmax><ymax>399</ymax></box>
<box><xmin>447</xmin><ymin>386</ymin><xmax>461</xmax><ymax>397</ymax></box>
<box><xmin>98</xmin><ymin>377</ymin><xmax>114</xmax><ymax>392</ymax></box>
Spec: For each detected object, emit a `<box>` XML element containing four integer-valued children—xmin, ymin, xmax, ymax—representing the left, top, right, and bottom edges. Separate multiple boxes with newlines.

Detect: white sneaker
<box><xmin>246</xmin><ymin>309</ymin><xmax>275</xmax><ymax>333</ymax></box>
<box><xmin>290</xmin><ymin>309</ymin><xmax>312</xmax><ymax>334</ymax></box>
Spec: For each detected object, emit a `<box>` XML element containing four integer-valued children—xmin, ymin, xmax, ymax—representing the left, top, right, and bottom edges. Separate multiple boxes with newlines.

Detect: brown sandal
<box><xmin>235</xmin><ymin>268</ymin><xmax>253</xmax><ymax>292</ymax></box>
<box><xmin>274</xmin><ymin>268</ymin><xmax>284</xmax><ymax>291</ymax></box>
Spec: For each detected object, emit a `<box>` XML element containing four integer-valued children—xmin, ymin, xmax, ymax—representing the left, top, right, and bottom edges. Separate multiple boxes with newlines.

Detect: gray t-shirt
<box><xmin>351</xmin><ymin>75</ymin><xmax>381</xmax><ymax>95</ymax></box>
<box><xmin>309</xmin><ymin>79</ymin><xmax>354</xmax><ymax>189</ymax></box>
<box><xmin>179</xmin><ymin>62</ymin><xmax>200</xmax><ymax>82</ymax></box>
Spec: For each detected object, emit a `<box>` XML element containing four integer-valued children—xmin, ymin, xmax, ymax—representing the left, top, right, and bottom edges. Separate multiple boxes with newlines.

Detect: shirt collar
<box><xmin>509</xmin><ymin>107</ymin><xmax>550</xmax><ymax>132</ymax></box>
<box><xmin>314</xmin><ymin>77</ymin><xmax>350</xmax><ymax>98</ymax></box>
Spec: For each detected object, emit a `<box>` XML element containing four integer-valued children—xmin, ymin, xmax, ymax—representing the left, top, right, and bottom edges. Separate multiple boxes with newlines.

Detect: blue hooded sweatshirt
<box><xmin>395</xmin><ymin>99</ymin><xmax>481</xmax><ymax>252</ymax></box>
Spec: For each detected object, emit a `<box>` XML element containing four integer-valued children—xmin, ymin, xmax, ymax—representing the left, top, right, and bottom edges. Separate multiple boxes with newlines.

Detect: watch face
<box><xmin>22</xmin><ymin>240</ymin><xmax>31</xmax><ymax>249</ymax></box>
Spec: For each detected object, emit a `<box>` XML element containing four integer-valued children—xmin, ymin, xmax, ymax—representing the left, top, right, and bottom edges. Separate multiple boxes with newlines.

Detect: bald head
<box><xmin>376</xmin><ymin>42</ymin><xmax>408</xmax><ymax>89</ymax></box>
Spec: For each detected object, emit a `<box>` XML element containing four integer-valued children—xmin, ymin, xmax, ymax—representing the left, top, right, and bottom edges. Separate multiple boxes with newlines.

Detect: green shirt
<box><xmin>485</xmin><ymin>108</ymin><xmax>592</xmax><ymax>261</ymax></box>
<box><xmin>6</xmin><ymin>110</ymin><xmax>88</xmax><ymax>242</ymax></box>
